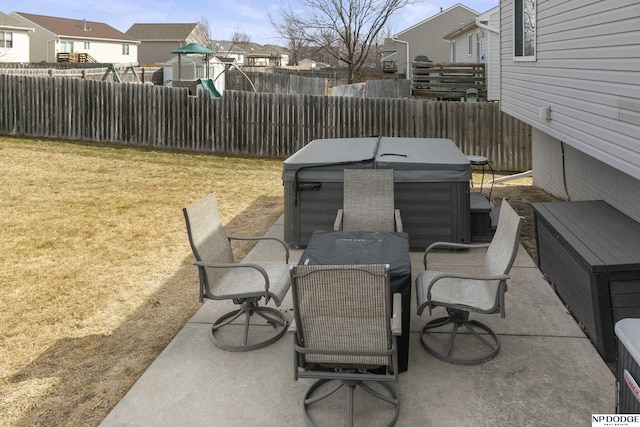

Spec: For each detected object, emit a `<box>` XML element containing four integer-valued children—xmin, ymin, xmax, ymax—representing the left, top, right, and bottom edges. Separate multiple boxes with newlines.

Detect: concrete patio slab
<box><xmin>101</xmin><ymin>216</ymin><xmax>615</xmax><ymax>426</ymax></box>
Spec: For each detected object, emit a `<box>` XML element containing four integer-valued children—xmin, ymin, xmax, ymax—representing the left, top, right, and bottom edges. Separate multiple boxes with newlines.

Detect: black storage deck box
<box><xmin>282</xmin><ymin>137</ymin><xmax>471</xmax><ymax>249</ymax></box>
<box><xmin>533</xmin><ymin>201</ymin><xmax>640</xmax><ymax>362</ymax></box>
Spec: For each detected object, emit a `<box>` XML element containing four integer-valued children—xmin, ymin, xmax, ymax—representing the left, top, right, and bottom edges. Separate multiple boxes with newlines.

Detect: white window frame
<box><xmin>60</xmin><ymin>40</ymin><xmax>74</xmax><ymax>53</ymax></box>
<box><xmin>84</xmin><ymin>41</ymin><xmax>90</xmax><ymax>50</ymax></box>
<box><xmin>513</xmin><ymin>0</ymin><xmax>537</xmax><ymax>61</ymax></box>
<box><xmin>122</xmin><ymin>43</ymin><xmax>130</xmax><ymax>55</ymax></box>
<box><xmin>468</xmin><ymin>35</ymin><xmax>473</xmax><ymax>56</ymax></box>
<box><xmin>0</xmin><ymin>31</ymin><xmax>13</xmax><ymax>48</ymax></box>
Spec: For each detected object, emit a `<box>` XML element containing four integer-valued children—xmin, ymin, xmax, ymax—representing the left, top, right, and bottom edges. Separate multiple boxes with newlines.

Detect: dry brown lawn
<box><xmin>0</xmin><ymin>136</ymin><xmax>285</xmax><ymax>426</ymax></box>
<box><xmin>0</xmin><ymin>135</ymin><xmax>554</xmax><ymax>426</ymax></box>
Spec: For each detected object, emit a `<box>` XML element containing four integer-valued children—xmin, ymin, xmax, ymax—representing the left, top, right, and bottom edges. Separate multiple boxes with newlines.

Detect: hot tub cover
<box><xmin>282</xmin><ymin>137</ymin><xmax>470</xmax><ymax>183</ymax></box>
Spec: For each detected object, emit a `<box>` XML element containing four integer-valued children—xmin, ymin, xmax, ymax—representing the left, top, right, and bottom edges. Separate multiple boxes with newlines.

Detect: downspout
<box><xmin>392</xmin><ymin>38</ymin><xmax>410</xmax><ymax>80</ymax></box>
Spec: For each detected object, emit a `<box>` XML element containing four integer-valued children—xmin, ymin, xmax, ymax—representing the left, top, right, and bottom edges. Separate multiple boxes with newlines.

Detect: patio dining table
<box><xmin>299</xmin><ymin>230</ymin><xmax>412</xmax><ymax>373</ymax></box>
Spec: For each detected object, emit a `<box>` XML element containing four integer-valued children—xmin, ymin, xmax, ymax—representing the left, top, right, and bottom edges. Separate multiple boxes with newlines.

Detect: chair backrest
<box><xmin>483</xmin><ymin>199</ymin><xmax>524</xmax><ymax>277</ymax></box>
<box><xmin>291</xmin><ymin>264</ymin><xmax>392</xmax><ymax>367</ymax></box>
<box><xmin>183</xmin><ymin>191</ymin><xmax>234</xmax><ymax>270</ymax></box>
<box><xmin>342</xmin><ymin>169</ymin><xmax>396</xmax><ymax>232</ymax></box>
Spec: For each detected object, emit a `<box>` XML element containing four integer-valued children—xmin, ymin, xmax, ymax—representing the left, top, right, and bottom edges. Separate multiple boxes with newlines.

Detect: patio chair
<box><xmin>183</xmin><ymin>191</ymin><xmax>290</xmax><ymax>351</ymax></box>
<box><xmin>289</xmin><ymin>264</ymin><xmax>401</xmax><ymax>426</ymax></box>
<box><xmin>415</xmin><ymin>199</ymin><xmax>524</xmax><ymax>365</ymax></box>
<box><xmin>334</xmin><ymin>169</ymin><xmax>403</xmax><ymax>232</ymax></box>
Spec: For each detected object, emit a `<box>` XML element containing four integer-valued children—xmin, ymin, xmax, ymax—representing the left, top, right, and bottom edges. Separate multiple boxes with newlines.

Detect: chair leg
<box><xmin>211</xmin><ymin>301</ymin><xmax>288</xmax><ymax>352</ymax></box>
<box><xmin>420</xmin><ymin>310</ymin><xmax>500</xmax><ymax>365</ymax></box>
<box><xmin>302</xmin><ymin>379</ymin><xmax>399</xmax><ymax>427</ymax></box>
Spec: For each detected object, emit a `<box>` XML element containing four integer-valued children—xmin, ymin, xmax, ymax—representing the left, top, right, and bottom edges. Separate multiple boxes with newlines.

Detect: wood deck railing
<box><xmin>412</xmin><ymin>62</ymin><xmax>486</xmax><ymax>99</ymax></box>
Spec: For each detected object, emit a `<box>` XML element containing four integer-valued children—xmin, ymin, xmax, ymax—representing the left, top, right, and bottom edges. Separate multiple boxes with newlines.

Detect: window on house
<box><xmin>60</xmin><ymin>40</ymin><xmax>74</xmax><ymax>52</ymax></box>
<box><xmin>84</xmin><ymin>41</ymin><xmax>90</xmax><ymax>50</ymax></box>
<box><xmin>514</xmin><ymin>0</ymin><xmax>536</xmax><ymax>59</ymax></box>
<box><xmin>1</xmin><ymin>31</ymin><xmax>14</xmax><ymax>48</ymax></box>
<box><xmin>468</xmin><ymin>35</ymin><xmax>473</xmax><ymax>55</ymax></box>
<box><xmin>122</xmin><ymin>44</ymin><xmax>130</xmax><ymax>55</ymax></box>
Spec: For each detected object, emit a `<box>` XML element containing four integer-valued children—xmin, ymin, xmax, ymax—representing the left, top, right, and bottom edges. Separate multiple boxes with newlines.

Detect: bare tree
<box><xmin>194</xmin><ymin>17</ymin><xmax>215</xmax><ymax>50</ymax></box>
<box><xmin>231</xmin><ymin>26</ymin><xmax>251</xmax><ymax>45</ymax></box>
<box><xmin>269</xmin><ymin>10</ymin><xmax>307</xmax><ymax>66</ymax></box>
<box><xmin>272</xmin><ymin>0</ymin><xmax>415</xmax><ymax>83</ymax></box>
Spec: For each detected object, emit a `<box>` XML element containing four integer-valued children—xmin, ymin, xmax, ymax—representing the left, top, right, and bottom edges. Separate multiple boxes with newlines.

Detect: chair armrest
<box><xmin>333</xmin><ymin>209</ymin><xmax>344</xmax><ymax>231</ymax></box>
<box><xmin>226</xmin><ymin>235</ymin><xmax>290</xmax><ymax>264</ymax></box>
<box><xmin>423</xmin><ymin>241</ymin><xmax>490</xmax><ymax>269</ymax></box>
<box><xmin>194</xmin><ymin>260</ymin><xmax>270</xmax><ymax>286</ymax></box>
<box><xmin>427</xmin><ymin>272</ymin><xmax>510</xmax><ymax>294</ymax></box>
<box><xmin>394</xmin><ymin>209</ymin><xmax>403</xmax><ymax>232</ymax></box>
<box><xmin>391</xmin><ymin>293</ymin><xmax>402</xmax><ymax>336</ymax></box>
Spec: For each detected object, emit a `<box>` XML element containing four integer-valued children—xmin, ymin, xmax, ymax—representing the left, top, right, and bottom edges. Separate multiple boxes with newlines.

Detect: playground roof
<box><xmin>171</xmin><ymin>43</ymin><xmax>215</xmax><ymax>55</ymax></box>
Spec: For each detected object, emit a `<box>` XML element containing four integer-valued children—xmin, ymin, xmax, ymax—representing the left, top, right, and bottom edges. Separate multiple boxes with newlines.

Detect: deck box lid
<box><xmin>532</xmin><ymin>200</ymin><xmax>640</xmax><ymax>273</ymax></box>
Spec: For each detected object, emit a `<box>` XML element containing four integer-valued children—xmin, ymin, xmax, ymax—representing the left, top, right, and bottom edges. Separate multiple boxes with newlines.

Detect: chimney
<box><xmin>83</xmin><ymin>19</ymin><xmax>87</xmax><ymax>31</ymax></box>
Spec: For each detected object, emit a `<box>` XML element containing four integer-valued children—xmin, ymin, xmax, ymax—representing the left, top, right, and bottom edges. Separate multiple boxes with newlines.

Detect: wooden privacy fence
<box><xmin>0</xmin><ymin>74</ymin><xmax>531</xmax><ymax>170</ymax></box>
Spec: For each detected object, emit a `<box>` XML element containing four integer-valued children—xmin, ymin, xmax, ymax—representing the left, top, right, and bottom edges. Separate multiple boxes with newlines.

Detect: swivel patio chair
<box><xmin>183</xmin><ymin>191</ymin><xmax>290</xmax><ymax>351</ymax></box>
<box><xmin>290</xmin><ymin>264</ymin><xmax>401</xmax><ymax>427</ymax></box>
<box><xmin>415</xmin><ymin>199</ymin><xmax>524</xmax><ymax>365</ymax></box>
<box><xmin>334</xmin><ymin>169</ymin><xmax>403</xmax><ymax>232</ymax></box>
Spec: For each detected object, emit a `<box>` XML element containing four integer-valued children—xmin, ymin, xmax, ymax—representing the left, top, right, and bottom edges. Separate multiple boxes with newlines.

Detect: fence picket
<box><xmin>0</xmin><ymin>74</ymin><xmax>531</xmax><ymax>170</ymax></box>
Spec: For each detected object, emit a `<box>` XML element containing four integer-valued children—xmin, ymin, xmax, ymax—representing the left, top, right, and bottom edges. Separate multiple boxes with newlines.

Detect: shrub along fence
<box><xmin>0</xmin><ymin>74</ymin><xmax>531</xmax><ymax>170</ymax></box>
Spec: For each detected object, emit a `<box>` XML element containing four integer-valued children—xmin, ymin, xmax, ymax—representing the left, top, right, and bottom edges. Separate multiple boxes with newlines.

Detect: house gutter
<box><xmin>475</xmin><ymin>19</ymin><xmax>499</xmax><ymax>34</ymax></box>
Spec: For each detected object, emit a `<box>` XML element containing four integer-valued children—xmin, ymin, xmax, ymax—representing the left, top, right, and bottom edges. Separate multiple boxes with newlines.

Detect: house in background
<box><xmin>237</xmin><ymin>41</ymin><xmax>284</xmax><ymax>67</ymax></box>
<box><xmin>500</xmin><ymin>0</ymin><xmax>640</xmax><ymax>222</ymax></box>
<box><xmin>126</xmin><ymin>23</ymin><xmax>210</xmax><ymax>64</ymax></box>
<box><xmin>0</xmin><ymin>11</ymin><xmax>33</xmax><ymax>62</ymax></box>
<box><xmin>443</xmin><ymin>6</ymin><xmax>500</xmax><ymax>100</ymax></box>
<box><xmin>387</xmin><ymin>3</ymin><xmax>478</xmax><ymax>78</ymax></box>
<box><xmin>263</xmin><ymin>44</ymin><xmax>289</xmax><ymax>67</ymax></box>
<box><xmin>10</xmin><ymin>12</ymin><xmax>138</xmax><ymax>63</ymax></box>
<box><xmin>211</xmin><ymin>40</ymin><xmax>246</xmax><ymax>65</ymax></box>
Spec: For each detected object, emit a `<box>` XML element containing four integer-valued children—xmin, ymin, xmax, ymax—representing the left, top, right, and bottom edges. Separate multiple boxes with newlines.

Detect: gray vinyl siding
<box><xmin>533</xmin><ymin>129</ymin><xmax>640</xmax><ymax>223</ymax></box>
<box><xmin>486</xmin><ymin>10</ymin><xmax>501</xmax><ymax>101</ymax></box>
<box><xmin>10</xmin><ymin>14</ymin><xmax>54</xmax><ymax>62</ymax></box>
<box><xmin>137</xmin><ymin>41</ymin><xmax>184</xmax><ymax>64</ymax></box>
<box><xmin>500</xmin><ymin>0</ymin><xmax>640</xmax><ymax>181</ymax></box>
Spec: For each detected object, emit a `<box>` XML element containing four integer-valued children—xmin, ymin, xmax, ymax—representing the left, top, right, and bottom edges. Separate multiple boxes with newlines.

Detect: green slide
<box><xmin>197</xmin><ymin>79</ymin><xmax>222</xmax><ymax>98</ymax></box>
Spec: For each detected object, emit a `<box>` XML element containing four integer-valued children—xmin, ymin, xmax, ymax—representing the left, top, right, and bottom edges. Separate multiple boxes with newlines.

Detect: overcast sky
<box><xmin>9</xmin><ymin>0</ymin><xmax>498</xmax><ymax>43</ymax></box>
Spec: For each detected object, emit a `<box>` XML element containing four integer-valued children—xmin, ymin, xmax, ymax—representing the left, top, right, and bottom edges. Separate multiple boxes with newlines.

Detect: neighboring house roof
<box><xmin>263</xmin><ymin>44</ymin><xmax>288</xmax><ymax>55</ymax></box>
<box><xmin>443</xmin><ymin>18</ymin><xmax>478</xmax><ymax>40</ymax></box>
<box><xmin>395</xmin><ymin>3</ymin><xmax>478</xmax><ymax>37</ymax></box>
<box><xmin>236</xmin><ymin>41</ymin><xmax>269</xmax><ymax>56</ymax></box>
<box><xmin>14</xmin><ymin>12</ymin><xmax>137</xmax><ymax>42</ymax></box>
<box><xmin>211</xmin><ymin>40</ymin><xmax>247</xmax><ymax>55</ymax></box>
<box><xmin>126</xmin><ymin>23</ymin><xmax>199</xmax><ymax>41</ymax></box>
<box><xmin>0</xmin><ymin>11</ymin><xmax>33</xmax><ymax>31</ymax></box>
<box><xmin>443</xmin><ymin>6</ymin><xmax>500</xmax><ymax>41</ymax></box>
<box><xmin>216</xmin><ymin>56</ymin><xmax>236</xmax><ymax>64</ymax></box>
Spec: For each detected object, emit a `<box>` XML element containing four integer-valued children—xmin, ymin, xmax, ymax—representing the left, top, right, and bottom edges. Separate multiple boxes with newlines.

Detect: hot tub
<box><xmin>282</xmin><ymin>137</ymin><xmax>471</xmax><ymax>248</ymax></box>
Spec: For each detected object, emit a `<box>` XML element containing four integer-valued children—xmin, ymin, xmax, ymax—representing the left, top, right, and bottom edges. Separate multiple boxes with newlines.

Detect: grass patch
<box><xmin>0</xmin><ymin>136</ymin><xmax>284</xmax><ymax>426</ymax></box>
